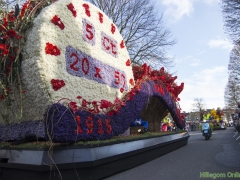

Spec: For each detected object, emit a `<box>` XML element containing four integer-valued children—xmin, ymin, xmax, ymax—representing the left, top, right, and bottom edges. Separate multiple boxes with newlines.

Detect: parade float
<box><xmin>210</xmin><ymin>108</ymin><xmax>226</xmax><ymax>129</ymax></box>
<box><xmin>0</xmin><ymin>0</ymin><xmax>189</xmax><ymax>179</ymax></box>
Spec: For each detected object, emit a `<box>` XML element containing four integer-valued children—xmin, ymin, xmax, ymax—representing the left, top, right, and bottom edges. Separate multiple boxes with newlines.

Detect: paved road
<box><xmin>104</xmin><ymin>127</ymin><xmax>240</xmax><ymax>180</ymax></box>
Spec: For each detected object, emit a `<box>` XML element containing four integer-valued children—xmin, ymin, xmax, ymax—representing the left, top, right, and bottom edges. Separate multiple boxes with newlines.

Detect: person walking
<box><xmin>186</xmin><ymin>123</ymin><xmax>190</xmax><ymax>132</ymax></box>
<box><xmin>236</xmin><ymin>103</ymin><xmax>240</xmax><ymax>125</ymax></box>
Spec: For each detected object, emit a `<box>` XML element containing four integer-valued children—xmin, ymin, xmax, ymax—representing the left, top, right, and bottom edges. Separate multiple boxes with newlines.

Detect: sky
<box><xmin>156</xmin><ymin>0</ymin><xmax>233</xmax><ymax>112</ymax></box>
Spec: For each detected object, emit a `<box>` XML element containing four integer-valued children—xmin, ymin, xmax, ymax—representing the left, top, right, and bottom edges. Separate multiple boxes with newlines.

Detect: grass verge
<box><xmin>0</xmin><ymin>130</ymin><xmax>187</xmax><ymax>150</ymax></box>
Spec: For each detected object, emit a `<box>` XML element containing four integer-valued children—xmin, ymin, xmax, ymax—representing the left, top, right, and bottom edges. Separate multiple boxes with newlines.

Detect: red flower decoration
<box><xmin>120</xmin><ymin>40</ymin><xmax>125</xmax><ymax>48</ymax></box>
<box><xmin>2</xmin><ymin>34</ymin><xmax>10</xmax><ymax>40</ymax></box>
<box><xmin>111</xmin><ymin>24</ymin><xmax>116</xmax><ymax>34</ymax></box>
<box><xmin>82</xmin><ymin>3</ymin><xmax>91</xmax><ymax>17</ymax></box>
<box><xmin>45</xmin><ymin>42</ymin><xmax>61</xmax><ymax>56</ymax></box>
<box><xmin>51</xmin><ymin>15</ymin><xmax>65</xmax><ymax>30</ymax></box>
<box><xmin>135</xmin><ymin>85</ymin><xmax>141</xmax><ymax>92</ymax></box>
<box><xmin>107</xmin><ymin>111</ymin><xmax>114</xmax><ymax>117</ymax></box>
<box><xmin>114</xmin><ymin>97</ymin><xmax>125</xmax><ymax>107</ymax></box>
<box><xmin>128</xmin><ymin>89</ymin><xmax>136</xmax><ymax>101</ymax></box>
<box><xmin>51</xmin><ymin>79</ymin><xmax>65</xmax><ymax>91</ymax></box>
<box><xmin>81</xmin><ymin>99</ymin><xmax>87</xmax><ymax>108</ymax></box>
<box><xmin>8</xmin><ymin>11</ymin><xmax>16</xmax><ymax>22</ymax></box>
<box><xmin>0</xmin><ymin>44</ymin><xmax>9</xmax><ymax>56</ymax></box>
<box><xmin>6</xmin><ymin>55</ymin><xmax>14</xmax><ymax>74</ymax></box>
<box><xmin>69</xmin><ymin>101</ymin><xmax>78</xmax><ymax>113</ymax></box>
<box><xmin>76</xmin><ymin>96</ymin><xmax>82</xmax><ymax>99</ymax></box>
<box><xmin>8</xmin><ymin>30</ymin><xmax>17</xmax><ymax>37</ymax></box>
<box><xmin>120</xmin><ymin>88</ymin><xmax>124</xmax><ymax>93</ymax></box>
<box><xmin>20</xmin><ymin>2</ymin><xmax>29</xmax><ymax>18</ymax></box>
<box><xmin>100</xmin><ymin>100</ymin><xmax>112</xmax><ymax>109</ymax></box>
<box><xmin>75</xmin><ymin>115</ymin><xmax>83</xmax><ymax>134</ymax></box>
<box><xmin>97</xmin><ymin>119</ymin><xmax>104</xmax><ymax>134</ymax></box>
<box><xmin>106</xmin><ymin>119</ymin><xmax>112</xmax><ymax>134</ymax></box>
<box><xmin>0</xmin><ymin>95</ymin><xmax>4</xmax><ymax>101</ymax></box>
<box><xmin>3</xmin><ymin>17</ymin><xmax>8</xmax><ymax>27</ymax></box>
<box><xmin>86</xmin><ymin>116</ymin><xmax>94</xmax><ymax>134</ymax></box>
<box><xmin>129</xmin><ymin>78</ymin><xmax>134</xmax><ymax>86</ymax></box>
<box><xmin>16</xmin><ymin>35</ymin><xmax>22</xmax><ymax>40</ymax></box>
<box><xmin>98</xmin><ymin>12</ymin><xmax>103</xmax><ymax>23</ymax></box>
<box><xmin>160</xmin><ymin>67</ymin><xmax>164</xmax><ymax>73</ymax></box>
<box><xmin>126</xmin><ymin>59</ymin><xmax>131</xmax><ymax>66</ymax></box>
<box><xmin>67</xmin><ymin>3</ymin><xmax>77</xmax><ymax>17</ymax></box>
<box><xmin>92</xmin><ymin>101</ymin><xmax>100</xmax><ymax>113</ymax></box>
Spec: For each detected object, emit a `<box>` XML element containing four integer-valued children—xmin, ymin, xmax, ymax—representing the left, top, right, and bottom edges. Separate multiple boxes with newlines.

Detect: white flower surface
<box><xmin>8</xmin><ymin>0</ymin><xmax>134</xmax><ymax>123</ymax></box>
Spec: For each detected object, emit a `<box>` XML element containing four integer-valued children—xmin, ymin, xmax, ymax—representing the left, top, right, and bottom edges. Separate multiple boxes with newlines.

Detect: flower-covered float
<box><xmin>0</xmin><ymin>0</ymin><xmax>185</xmax><ymax>143</ymax></box>
<box><xmin>210</xmin><ymin>108</ymin><xmax>226</xmax><ymax>128</ymax></box>
<box><xmin>210</xmin><ymin>108</ymin><xmax>224</xmax><ymax>121</ymax></box>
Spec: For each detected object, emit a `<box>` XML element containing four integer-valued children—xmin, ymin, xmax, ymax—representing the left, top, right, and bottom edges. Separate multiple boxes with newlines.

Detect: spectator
<box><xmin>186</xmin><ymin>123</ymin><xmax>190</xmax><ymax>132</ymax></box>
<box><xmin>236</xmin><ymin>102</ymin><xmax>240</xmax><ymax>125</ymax></box>
<box><xmin>161</xmin><ymin>122</ymin><xmax>167</xmax><ymax>131</ymax></box>
<box><xmin>163</xmin><ymin>117</ymin><xmax>169</xmax><ymax>123</ymax></box>
<box><xmin>172</xmin><ymin>121</ymin><xmax>176</xmax><ymax>131</ymax></box>
<box><xmin>232</xmin><ymin>109</ymin><xmax>239</xmax><ymax>126</ymax></box>
<box><xmin>167</xmin><ymin>122</ymin><xmax>172</xmax><ymax>131</ymax></box>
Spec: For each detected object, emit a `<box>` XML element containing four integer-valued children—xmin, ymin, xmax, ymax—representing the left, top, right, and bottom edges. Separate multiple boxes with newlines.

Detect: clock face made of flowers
<box><xmin>21</xmin><ymin>0</ymin><xmax>134</xmax><ymax>121</ymax></box>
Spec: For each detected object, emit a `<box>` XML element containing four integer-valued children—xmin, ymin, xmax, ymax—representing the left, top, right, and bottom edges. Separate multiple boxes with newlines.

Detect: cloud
<box><xmin>189</xmin><ymin>59</ymin><xmax>201</xmax><ymax>67</ymax></box>
<box><xmin>161</xmin><ymin>0</ymin><xmax>221</xmax><ymax>22</ymax></box>
<box><xmin>161</xmin><ymin>0</ymin><xmax>194</xmax><ymax>21</ymax></box>
<box><xmin>197</xmin><ymin>50</ymin><xmax>206</xmax><ymax>55</ymax></box>
<box><xmin>178</xmin><ymin>66</ymin><xmax>228</xmax><ymax>111</ymax></box>
<box><xmin>174</xmin><ymin>55</ymin><xmax>201</xmax><ymax>67</ymax></box>
<box><xmin>207</xmin><ymin>39</ymin><xmax>233</xmax><ymax>50</ymax></box>
<box><xmin>203</xmin><ymin>0</ymin><xmax>220</xmax><ymax>4</ymax></box>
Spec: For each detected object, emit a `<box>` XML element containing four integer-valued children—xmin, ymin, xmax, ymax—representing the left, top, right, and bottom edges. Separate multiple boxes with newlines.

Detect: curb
<box><xmin>0</xmin><ymin>132</ymin><xmax>190</xmax><ymax>180</ymax></box>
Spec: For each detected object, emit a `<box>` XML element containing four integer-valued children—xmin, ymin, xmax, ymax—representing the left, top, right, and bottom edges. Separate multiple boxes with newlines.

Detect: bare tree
<box><xmin>192</xmin><ymin>98</ymin><xmax>206</xmax><ymax>120</ymax></box>
<box><xmin>222</xmin><ymin>1</ymin><xmax>240</xmax><ymax>116</ymax></box>
<box><xmin>0</xmin><ymin>0</ymin><xmax>17</xmax><ymax>9</ymax></box>
<box><xmin>224</xmin><ymin>78</ymin><xmax>240</xmax><ymax>109</ymax></box>
<box><xmin>222</xmin><ymin>105</ymin><xmax>234</xmax><ymax>122</ymax></box>
<box><xmin>86</xmin><ymin>0</ymin><xmax>176</xmax><ymax>68</ymax></box>
<box><xmin>2</xmin><ymin>0</ymin><xmax>176</xmax><ymax>68</ymax></box>
<box><xmin>225</xmin><ymin>45</ymin><xmax>240</xmax><ymax>108</ymax></box>
<box><xmin>0</xmin><ymin>0</ymin><xmax>7</xmax><ymax>16</ymax></box>
<box><xmin>228</xmin><ymin>45</ymin><xmax>240</xmax><ymax>75</ymax></box>
<box><xmin>221</xmin><ymin>0</ymin><xmax>240</xmax><ymax>44</ymax></box>
<box><xmin>0</xmin><ymin>0</ymin><xmax>22</xmax><ymax>17</ymax></box>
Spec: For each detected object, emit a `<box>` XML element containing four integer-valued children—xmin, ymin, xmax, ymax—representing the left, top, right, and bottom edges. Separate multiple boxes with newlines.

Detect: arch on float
<box><xmin>44</xmin><ymin>80</ymin><xmax>184</xmax><ymax>142</ymax></box>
